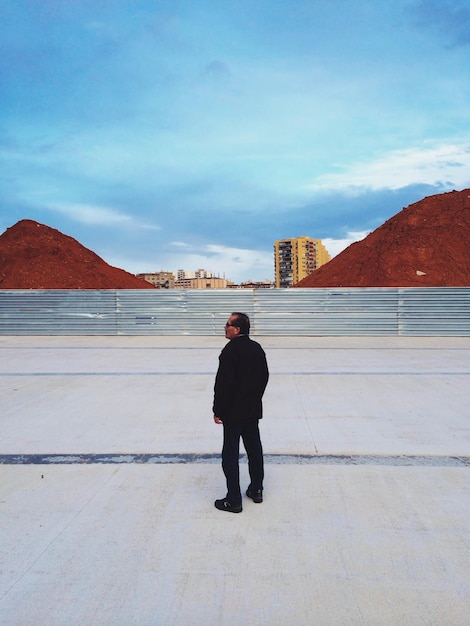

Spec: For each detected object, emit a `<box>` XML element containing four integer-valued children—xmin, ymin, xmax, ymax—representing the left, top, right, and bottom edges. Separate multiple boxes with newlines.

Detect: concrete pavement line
<box><xmin>1</xmin><ymin>371</ymin><xmax>469</xmax><ymax>376</ymax></box>
<box><xmin>4</xmin><ymin>346</ymin><xmax>470</xmax><ymax>351</ymax></box>
<box><xmin>0</xmin><ymin>453</ymin><xmax>469</xmax><ymax>466</ymax></box>
<box><xmin>0</xmin><ymin>371</ymin><xmax>211</xmax><ymax>376</ymax></box>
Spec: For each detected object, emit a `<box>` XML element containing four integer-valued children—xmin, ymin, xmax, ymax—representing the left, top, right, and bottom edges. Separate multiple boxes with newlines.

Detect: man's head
<box><xmin>224</xmin><ymin>312</ymin><xmax>250</xmax><ymax>339</ymax></box>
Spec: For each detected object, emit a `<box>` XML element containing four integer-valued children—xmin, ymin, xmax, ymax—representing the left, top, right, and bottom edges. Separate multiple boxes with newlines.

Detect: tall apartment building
<box><xmin>274</xmin><ymin>236</ymin><xmax>331</xmax><ymax>288</ymax></box>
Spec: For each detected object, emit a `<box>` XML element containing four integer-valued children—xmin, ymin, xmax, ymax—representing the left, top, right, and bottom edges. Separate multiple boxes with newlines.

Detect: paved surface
<box><xmin>0</xmin><ymin>335</ymin><xmax>469</xmax><ymax>625</ymax></box>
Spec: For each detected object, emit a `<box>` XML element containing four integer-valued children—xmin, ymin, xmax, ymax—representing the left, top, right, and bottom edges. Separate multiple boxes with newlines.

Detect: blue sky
<box><xmin>1</xmin><ymin>0</ymin><xmax>470</xmax><ymax>282</ymax></box>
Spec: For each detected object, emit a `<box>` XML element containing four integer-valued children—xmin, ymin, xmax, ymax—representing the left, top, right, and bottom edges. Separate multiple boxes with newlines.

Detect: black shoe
<box><xmin>246</xmin><ymin>487</ymin><xmax>263</xmax><ymax>503</ymax></box>
<box><xmin>214</xmin><ymin>498</ymin><xmax>242</xmax><ymax>513</ymax></box>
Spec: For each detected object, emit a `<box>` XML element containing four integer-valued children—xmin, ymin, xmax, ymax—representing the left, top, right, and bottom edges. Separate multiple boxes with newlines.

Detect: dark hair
<box><xmin>231</xmin><ymin>312</ymin><xmax>250</xmax><ymax>334</ymax></box>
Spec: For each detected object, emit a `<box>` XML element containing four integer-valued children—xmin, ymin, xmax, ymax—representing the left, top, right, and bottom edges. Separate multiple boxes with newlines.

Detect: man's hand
<box><xmin>213</xmin><ymin>415</ymin><xmax>223</xmax><ymax>424</ymax></box>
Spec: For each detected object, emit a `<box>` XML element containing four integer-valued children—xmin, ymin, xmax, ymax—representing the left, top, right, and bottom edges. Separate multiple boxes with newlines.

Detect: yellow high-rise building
<box><xmin>274</xmin><ymin>237</ymin><xmax>331</xmax><ymax>288</ymax></box>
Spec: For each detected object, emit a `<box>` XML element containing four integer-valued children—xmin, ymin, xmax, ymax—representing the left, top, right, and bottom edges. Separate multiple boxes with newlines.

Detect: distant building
<box><xmin>177</xmin><ymin>268</ymin><xmax>213</xmax><ymax>280</ymax></box>
<box><xmin>137</xmin><ymin>271</ymin><xmax>175</xmax><ymax>288</ymax></box>
<box><xmin>274</xmin><ymin>237</ymin><xmax>331</xmax><ymax>288</ymax></box>
<box><xmin>175</xmin><ymin>276</ymin><xmax>228</xmax><ymax>289</ymax></box>
<box><xmin>174</xmin><ymin>268</ymin><xmax>228</xmax><ymax>289</ymax></box>
<box><xmin>228</xmin><ymin>279</ymin><xmax>274</xmax><ymax>289</ymax></box>
<box><xmin>138</xmin><ymin>267</ymin><xmax>273</xmax><ymax>289</ymax></box>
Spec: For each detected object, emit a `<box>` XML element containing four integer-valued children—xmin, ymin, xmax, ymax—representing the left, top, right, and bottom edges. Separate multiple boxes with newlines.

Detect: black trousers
<box><xmin>222</xmin><ymin>419</ymin><xmax>264</xmax><ymax>505</ymax></box>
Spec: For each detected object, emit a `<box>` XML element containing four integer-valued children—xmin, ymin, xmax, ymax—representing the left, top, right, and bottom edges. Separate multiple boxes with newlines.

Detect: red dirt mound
<box><xmin>0</xmin><ymin>219</ymin><xmax>155</xmax><ymax>289</ymax></box>
<box><xmin>295</xmin><ymin>188</ymin><xmax>470</xmax><ymax>287</ymax></box>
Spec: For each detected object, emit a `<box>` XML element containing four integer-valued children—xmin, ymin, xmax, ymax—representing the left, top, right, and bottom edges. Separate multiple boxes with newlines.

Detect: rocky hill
<box><xmin>0</xmin><ymin>219</ymin><xmax>155</xmax><ymax>289</ymax></box>
<box><xmin>295</xmin><ymin>188</ymin><xmax>470</xmax><ymax>287</ymax></box>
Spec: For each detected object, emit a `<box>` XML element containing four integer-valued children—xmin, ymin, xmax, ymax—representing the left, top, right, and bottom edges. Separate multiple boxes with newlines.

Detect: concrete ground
<box><xmin>0</xmin><ymin>335</ymin><xmax>469</xmax><ymax>626</ymax></box>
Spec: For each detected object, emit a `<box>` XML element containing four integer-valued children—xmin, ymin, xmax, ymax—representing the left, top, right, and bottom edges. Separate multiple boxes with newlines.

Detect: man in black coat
<box><xmin>213</xmin><ymin>312</ymin><xmax>269</xmax><ymax>513</ymax></box>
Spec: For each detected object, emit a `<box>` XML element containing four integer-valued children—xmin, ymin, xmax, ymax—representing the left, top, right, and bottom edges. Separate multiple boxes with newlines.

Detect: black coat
<box><xmin>213</xmin><ymin>335</ymin><xmax>269</xmax><ymax>423</ymax></box>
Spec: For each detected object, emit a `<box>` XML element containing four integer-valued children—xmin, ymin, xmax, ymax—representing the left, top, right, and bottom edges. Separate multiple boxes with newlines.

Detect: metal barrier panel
<box><xmin>398</xmin><ymin>287</ymin><xmax>470</xmax><ymax>336</ymax></box>
<box><xmin>254</xmin><ymin>288</ymin><xmax>399</xmax><ymax>336</ymax></box>
<box><xmin>0</xmin><ymin>288</ymin><xmax>469</xmax><ymax>335</ymax></box>
<box><xmin>114</xmin><ymin>289</ymin><xmax>254</xmax><ymax>335</ymax></box>
<box><xmin>0</xmin><ymin>290</ymin><xmax>118</xmax><ymax>335</ymax></box>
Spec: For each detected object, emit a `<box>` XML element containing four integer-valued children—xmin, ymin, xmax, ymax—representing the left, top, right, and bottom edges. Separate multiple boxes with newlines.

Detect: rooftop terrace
<box><xmin>1</xmin><ymin>335</ymin><xmax>469</xmax><ymax>625</ymax></box>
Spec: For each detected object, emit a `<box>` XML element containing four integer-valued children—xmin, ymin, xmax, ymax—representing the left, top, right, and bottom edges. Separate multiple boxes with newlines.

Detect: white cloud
<box><xmin>47</xmin><ymin>202</ymin><xmax>161</xmax><ymax>231</ymax></box>
<box><xmin>323</xmin><ymin>231</ymin><xmax>370</xmax><ymax>258</ymax></box>
<box><xmin>170</xmin><ymin>241</ymin><xmax>192</xmax><ymax>248</ymax></box>
<box><xmin>110</xmin><ymin>242</ymin><xmax>274</xmax><ymax>283</ymax></box>
<box><xmin>308</xmin><ymin>141</ymin><xmax>470</xmax><ymax>192</ymax></box>
<box><xmin>48</xmin><ymin>202</ymin><xmax>133</xmax><ymax>226</ymax></box>
<box><xmin>140</xmin><ymin>223</ymin><xmax>162</xmax><ymax>231</ymax></box>
<box><xmin>169</xmin><ymin>243</ymin><xmax>274</xmax><ymax>283</ymax></box>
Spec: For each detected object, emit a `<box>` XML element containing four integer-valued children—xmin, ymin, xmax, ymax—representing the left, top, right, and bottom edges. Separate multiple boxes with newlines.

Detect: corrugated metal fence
<box><xmin>0</xmin><ymin>288</ymin><xmax>469</xmax><ymax>336</ymax></box>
